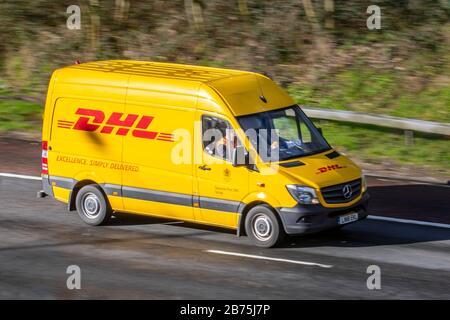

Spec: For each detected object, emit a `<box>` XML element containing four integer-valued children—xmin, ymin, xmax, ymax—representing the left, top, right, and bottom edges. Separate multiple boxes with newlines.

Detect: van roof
<box><xmin>67</xmin><ymin>60</ymin><xmax>251</xmax><ymax>83</ymax></box>
<box><xmin>58</xmin><ymin>60</ymin><xmax>295</xmax><ymax>116</ymax></box>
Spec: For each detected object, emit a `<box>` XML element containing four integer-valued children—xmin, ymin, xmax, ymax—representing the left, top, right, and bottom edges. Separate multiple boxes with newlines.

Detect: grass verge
<box><xmin>0</xmin><ymin>99</ymin><xmax>42</xmax><ymax>131</ymax></box>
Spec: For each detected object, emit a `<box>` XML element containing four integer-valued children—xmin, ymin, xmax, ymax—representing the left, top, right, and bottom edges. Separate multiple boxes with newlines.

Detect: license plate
<box><xmin>338</xmin><ymin>212</ymin><xmax>359</xmax><ymax>225</ymax></box>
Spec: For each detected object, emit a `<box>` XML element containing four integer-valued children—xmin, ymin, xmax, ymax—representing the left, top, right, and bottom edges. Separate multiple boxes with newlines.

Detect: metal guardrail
<box><xmin>302</xmin><ymin>107</ymin><xmax>450</xmax><ymax>136</ymax></box>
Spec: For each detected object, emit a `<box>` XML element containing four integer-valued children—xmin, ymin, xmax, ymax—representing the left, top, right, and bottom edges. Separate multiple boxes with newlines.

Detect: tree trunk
<box><xmin>324</xmin><ymin>0</ymin><xmax>334</xmax><ymax>29</ymax></box>
<box><xmin>88</xmin><ymin>0</ymin><xmax>100</xmax><ymax>53</ymax></box>
<box><xmin>185</xmin><ymin>0</ymin><xmax>204</xmax><ymax>31</ymax></box>
<box><xmin>301</xmin><ymin>0</ymin><xmax>328</xmax><ymax>56</ymax></box>
<box><xmin>114</xmin><ymin>0</ymin><xmax>130</xmax><ymax>22</ymax></box>
<box><xmin>238</xmin><ymin>0</ymin><xmax>250</xmax><ymax>16</ymax></box>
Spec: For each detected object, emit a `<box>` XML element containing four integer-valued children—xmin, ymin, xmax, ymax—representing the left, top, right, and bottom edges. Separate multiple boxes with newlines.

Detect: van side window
<box><xmin>202</xmin><ymin>115</ymin><xmax>233</xmax><ymax>161</ymax></box>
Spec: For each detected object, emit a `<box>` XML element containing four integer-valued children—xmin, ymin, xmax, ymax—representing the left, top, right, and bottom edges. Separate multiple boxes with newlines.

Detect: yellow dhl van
<box><xmin>39</xmin><ymin>60</ymin><xmax>369</xmax><ymax>247</ymax></box>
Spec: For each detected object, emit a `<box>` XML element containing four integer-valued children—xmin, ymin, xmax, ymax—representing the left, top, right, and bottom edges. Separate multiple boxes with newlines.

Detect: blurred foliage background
<box><xmin>0</xmin><ymin>0</ymin><xmax>449</xmax><ymax>174</ymax></box>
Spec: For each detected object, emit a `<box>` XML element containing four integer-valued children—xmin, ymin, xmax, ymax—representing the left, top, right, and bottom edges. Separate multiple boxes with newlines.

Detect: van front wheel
<box><xmin>75</xmin><ymin>185</ymin><xmax>111</xmax><ymax>226</ymax></box>
<box><xmin>245</xmin><ymin>205</ymin><xmax>285</xmax><ymax>248</ymax></box>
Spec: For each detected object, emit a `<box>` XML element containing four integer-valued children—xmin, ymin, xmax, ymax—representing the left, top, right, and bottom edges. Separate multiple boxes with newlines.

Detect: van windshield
<box><xmin>237</xmin><ymin>105</ymin><xmax>331</xmax><ymax>162</ymax></box>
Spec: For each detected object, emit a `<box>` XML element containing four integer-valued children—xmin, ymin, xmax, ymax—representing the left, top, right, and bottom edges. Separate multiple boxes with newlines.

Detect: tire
<box><xmin>245</xmin><ymin>204</ymin><xmax>285</xmax><ymax>248</ymax></box>
<box><xmin>75</xmin><ymin>185</ymin><xmax>112</xmax><ymax>226</ymax></box>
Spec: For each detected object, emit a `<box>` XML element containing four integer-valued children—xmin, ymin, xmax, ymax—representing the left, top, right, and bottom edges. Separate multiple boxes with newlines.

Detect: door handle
<box><xmin>198</xmin><ymin>165</ymin><xmax>211</xmax><ymax>171</ymax></box>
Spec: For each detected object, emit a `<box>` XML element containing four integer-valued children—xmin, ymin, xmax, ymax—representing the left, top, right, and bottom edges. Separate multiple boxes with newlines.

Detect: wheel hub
<box><xmin>252</xmin><ymin>214</ymin><xmax>273</xmax><ymax>241</ymax></box>
<box><xmin>82</xmin><ymin>193</ymin><xmax>101</xmax><ymax>218</ymax></box>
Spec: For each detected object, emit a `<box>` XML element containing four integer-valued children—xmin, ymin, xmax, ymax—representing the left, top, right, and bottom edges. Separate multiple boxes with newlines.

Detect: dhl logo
<box><xmin>57</xmin><ymin>108</ymin><xmax>174</xmax><ymax>142</ymax></box>
<box><xmin>316</xmin><ymin>164</ymin><xmax>346</xmax><ymax>174</ymax></box>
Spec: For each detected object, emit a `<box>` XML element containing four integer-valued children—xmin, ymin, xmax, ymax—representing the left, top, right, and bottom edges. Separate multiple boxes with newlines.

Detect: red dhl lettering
<box><xmin>316</xmin><ymin>164</ymin><xmax>345</xmax><ymax>174</ymax></box>
<box><xmin>57</xmin><ymin>108</ymin><xmax>174</xmax><ymax>142</ymax></box>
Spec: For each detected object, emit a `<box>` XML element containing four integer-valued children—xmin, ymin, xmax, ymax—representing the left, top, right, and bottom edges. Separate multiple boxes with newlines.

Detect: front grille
<box><xmin>321</xmin><ymin>178</ymin><xmax>361</xmax><ymax>204</ymax></box>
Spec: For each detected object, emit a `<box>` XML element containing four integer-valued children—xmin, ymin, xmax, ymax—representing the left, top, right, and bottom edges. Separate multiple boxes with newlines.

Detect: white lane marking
<box><xmin>368</xmin><ymin>215</ymin><xmax>450</xmax><ymax>229</ymax></box>
<box><xmin>0</xmin><ymin>173</ymin><xmax>41</xmax><ymax>181</ymax></box>
<box><xmin>206</xmin><ymin>250</ymin><xmax>333</xmax><ymax>268</ymax></box>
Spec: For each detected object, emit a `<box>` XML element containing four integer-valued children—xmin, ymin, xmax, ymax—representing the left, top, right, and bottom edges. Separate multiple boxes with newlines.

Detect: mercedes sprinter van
<box><xmin>40</xmin><ymin>60</ymin><xmax>369</xmax><ymax>247</ymax></box>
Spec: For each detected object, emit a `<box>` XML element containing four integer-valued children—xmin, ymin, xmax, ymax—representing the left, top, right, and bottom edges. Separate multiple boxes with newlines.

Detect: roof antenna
<box><xmin>260</xmin><ymin>95</ymin><xmax>268</xmax><ymax>103</ymax></box>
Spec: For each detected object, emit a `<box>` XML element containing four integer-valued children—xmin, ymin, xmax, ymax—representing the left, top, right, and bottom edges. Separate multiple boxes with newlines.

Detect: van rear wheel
<box><xmin>75</xmin><ymin>185</ymin><xmax>111</xmax><ymax>226</ymax></box>
<box><xmin>245</xmin><ymin>205</ymin><xmax>285</xmax><ymax>248</ymax></box>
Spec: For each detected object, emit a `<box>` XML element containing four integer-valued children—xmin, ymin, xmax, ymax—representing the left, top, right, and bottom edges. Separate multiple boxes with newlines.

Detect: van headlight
<box><xmin>361</xmin><ymin>175</ymin><xmax>367</xmax><ymax>193</ymax></box>
<box><xmin>286</xmin><ymin>185</ymin><xmax>319</xmax><ymax>205</ymax></box>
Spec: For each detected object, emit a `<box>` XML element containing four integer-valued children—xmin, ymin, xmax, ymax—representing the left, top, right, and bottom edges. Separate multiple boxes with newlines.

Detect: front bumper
<box><xmin>276</xmin><ymin>192</ymin><xmax>369</xmax><ymax>235</ymax></box>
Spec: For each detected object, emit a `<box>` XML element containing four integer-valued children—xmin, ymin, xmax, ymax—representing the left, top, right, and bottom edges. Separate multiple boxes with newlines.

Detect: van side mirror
<box><xmin>232</xmin><ymin>145</ymin><xmax>249</xmax><ymax>167</ymax></box>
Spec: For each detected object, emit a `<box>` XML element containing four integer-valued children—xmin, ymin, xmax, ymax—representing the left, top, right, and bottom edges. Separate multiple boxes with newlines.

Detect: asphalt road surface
<box><xmin>0</xmin><ymin>176</ymin><xmax>449</xmax><ymax>299</ymax></box>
